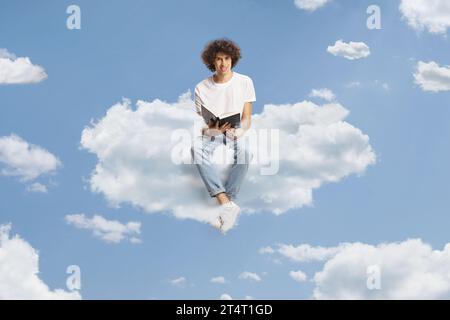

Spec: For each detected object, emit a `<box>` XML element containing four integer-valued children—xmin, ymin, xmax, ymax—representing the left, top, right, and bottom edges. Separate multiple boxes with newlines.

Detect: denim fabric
<box><xmin>191</xmin><ymin>133</ymin><xmax>252</xmax><ymax>200</ymax></box>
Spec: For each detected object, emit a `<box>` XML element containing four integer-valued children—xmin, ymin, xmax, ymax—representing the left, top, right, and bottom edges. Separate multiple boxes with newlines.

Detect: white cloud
<box><xmin>345</xmin><ymin>81</ymin><xmax>362</xmax><ymax>88</ymax></box>
<box><xmin>79</xmin><ymin>92</ymin><xmax>375</xmax><ymax>226</ymax></box>
<box><xmin>414</xmin><ymin>61</ymin><xmax>450</xmax><ymax>92</ymax></box>
<box><xmin>259</xmin><ymin>246</ymin><xmax>275</xmax><ymax>254</ymax></box>
<box><xmin>0</xmin><ymin>134</ymin><xmax>61</xmax><ymax>190</ymax></box>
<box><xmin>211</xmin><ymin>276</ymin><xmax>226</xmax><ymax>284</ymax></box>
<box><xmin>65</xmin><ymin>214</ymin><xmax>141</xmax><ymax>244</ymax></box>
<box><xmin>129</xmin><ymin>237</ymin><xmax>142</xmax><ymax>244</ymax></box>
<box><xmin>0</xmin><ymin>48</ymin><xmax>47</xmax><ymax>84</ymax></box>
<box><xmin>275</xmin><ymin>239</ymin><xmax>450</xmax><ymax>299</ymax></box>
<box><xmin>294</xmin><ymin>0</ymin><xmax>331</xmax><ymax>12</ymax></box>
<box><xmin>27</xmin><ymin>182</ymin><xmax>48</xmax><ymax>193</ymax></box>
<box><xmin>220</xmin><ymin>293</ymin><xmax>233</xmax><ymax>300</ymax></box>
<box><xmin>309</xmin><ymin>88</ymin><xmax>336</xmax><ymax>101</ymax></box>
<box><xmin>314</xmin><ymin>239</ymin><xmax>450</xmax><ymax>299</ymax></box>
<box><xmin>170</xmin><ymin>277</ymin><xmax>186</xmax><ymax>286</ymax></box>
<box><xmin>238</xmin><ymin>271</ymin><xmax>261</xmax><ymax>282</ymax></box>
<box><xmin>345</xmin><ymin>81</ymin><xmax>390</xmax><ymax>92</ymax></box>
<box><xmin>220</xmin><ymin>293</ymin><xmax>253</xmax><ymax>300</ymax></box>
<box><xmin>290</xmin><ymin>270</ymin><xmax>308</xmax><ymax>283</ymax></box>
<box><xmin>327</xmin><ymin>40</ymin><xmax>371</xmax><ymax>60</ymax></box>
<box><xmin>0</xmin><ymin>48</ymin><xmax>16</xmax><ymax>59</ymax></box>
<box><xmin>400</xmin><ymin>0</ymin><xmax>450</xmax><ymax>34</ymax></box>
<box><xmin>0</xmin><ymin>224</ymin><xmax>81</xmax><ymax>299</ymax></box>
<box><xmin>278</xmin><ymin>243</ymin><xmax>343</xmax><ymax>262</ymax></box>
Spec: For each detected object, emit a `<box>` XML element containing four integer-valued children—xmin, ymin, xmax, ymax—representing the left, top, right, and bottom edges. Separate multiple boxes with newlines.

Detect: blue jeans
<box><xmin>191</xmin><ymin>133</ymin><xmax>252</xmax><ymax>200</ymax></box>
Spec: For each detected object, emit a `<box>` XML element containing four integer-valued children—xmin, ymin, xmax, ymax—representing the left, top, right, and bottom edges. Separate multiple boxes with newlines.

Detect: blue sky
<box><xmin>1</xmin><ymin>0</ymin><xmax>450</xmax><ymax>299</ymax></box>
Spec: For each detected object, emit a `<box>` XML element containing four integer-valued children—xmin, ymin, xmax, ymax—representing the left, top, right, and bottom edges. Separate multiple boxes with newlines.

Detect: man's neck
<box><xmin>213</xmin><ymin>70</ymin><xmax>233</xmax><ymax>83</ymax></box>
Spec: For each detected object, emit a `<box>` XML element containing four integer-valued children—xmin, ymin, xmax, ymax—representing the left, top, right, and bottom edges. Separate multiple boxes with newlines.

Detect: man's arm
<box><xmin>241</xmin><ymin>101</ymin><xmax>252</xmax><ymax>132</ymax></box>
<box><xmin>226</xmin><ymin>102</ymin><xmax>252</xmax><ymax>139</ymax></box>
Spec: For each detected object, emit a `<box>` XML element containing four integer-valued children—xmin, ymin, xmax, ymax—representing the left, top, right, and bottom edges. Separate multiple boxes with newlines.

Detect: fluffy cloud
<box><xmin>0</xmin><ymin>224</ymin><xmax>81</xmax><ymax>299</ymax></box>
<box><xmin>345</xmin><ymin>81</ymin><xmax>362</xmax><ymax>88</ymax></box>
<box><xmin>0</xmin><ymin>48</ymin><xmax>47</xmax><ymax>84</ymax></box>
<box><xmin>65</xmin><ymin>214</ymin><xmax>141</xmax><ymax>244</ymax></box>
<box><xmin>0</xmin><ymin>134</ymin><xmax>61</xmax><ymax>190</ymax></box>
<box><xmin>309</xmin><ymin>88</ymin><xmax>336</xmax><ymax>101</ymax></box>
<box><xmin>274</xmin><ymin>239</ymin><xmax>450</xmax><ymax>299</ymax></box>
<box><xmin>413</xmin><ymin>61</ymin><xmax>450</xmax><ymax>92</ymax></box>
<box><xmin>400</xmin><ymin>0</ymin><xmax>450</xmax><ymax>34</ymax></box>
<box><xmin>211</xmin><ymin>276</ymin><xmax>226</xmax><ymax>284</ymax></box>
<box><xmin>259</xmin><ymin>246</ymin><xmax>275</xmax><ymax>254</ymax></box>
<box><xmin>219</xmin><ymin>293</ymin><xmax>253</xmax><ymax>300</ymax></box>
<box><xmin>289</xmin><ymin>270</ymin><xmax>308</xmax><ymax>283</ymax></box>
<box><xmin>26</xmin><ymin>182</ymin><xmax>48</xmax><ymax>193</ymax></box>
<box><xmin>294</xmin><ymin>0</ymin><xmax>331</xmax><ymax>12</ymax></box>
<box><xmin>220</xmin><ymin>293</ymin><xmax>233</xmax><ymax>300</ymax></box>
<box><xmin>278</xmin><ymin>243</ymin><xmax>343</xmax><ymax>262</ymax></box>
<box><xmin>170</xmin><ymin>277</ymin><xmax>186</xmax><ymax>286</ymax></box>
<box><xmin>80</xmin><ymin>92</ymin><xmax>375</xmax><ymax>226</ymax></box>
<box><xmin>327</xmin><ymin>40</ymin><xmax>371</xmax><ymax>60</ymax></box>
<box><xmin>238</xmin><ymin>271</ymin><xmax>261</xmax><ymax>282</ymax></box>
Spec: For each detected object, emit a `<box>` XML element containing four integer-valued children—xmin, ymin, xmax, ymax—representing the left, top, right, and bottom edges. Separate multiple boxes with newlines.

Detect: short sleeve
<box><xmin>194</xmin><ymin>86</ymin><xmax>202</xmax><ymax>114</ymax></box>
<box><xmin>245</xmin><ymin>77</ymin><xmax>256</xmax><ymax>102</ymax></box>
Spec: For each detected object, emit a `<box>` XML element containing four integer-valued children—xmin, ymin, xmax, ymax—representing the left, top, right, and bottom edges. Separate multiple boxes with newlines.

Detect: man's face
<box><xmin>214</xmin><ymin>52</ymin><xmax>232</xmax><ymax>74</ymax></box>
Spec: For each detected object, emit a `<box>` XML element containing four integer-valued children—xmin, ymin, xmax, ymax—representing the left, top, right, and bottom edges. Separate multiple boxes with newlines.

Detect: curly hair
<box><xmin>201</xmin><ymin>38</ymin><xmax>242</xmax><ymax>72</ymax></box>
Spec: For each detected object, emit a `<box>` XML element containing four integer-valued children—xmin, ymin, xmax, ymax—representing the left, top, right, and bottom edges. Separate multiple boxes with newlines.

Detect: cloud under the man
<box><xmin>80</xmin><ymin>91</ymin><xmax>375</xmax><ymax>225</ymax></box>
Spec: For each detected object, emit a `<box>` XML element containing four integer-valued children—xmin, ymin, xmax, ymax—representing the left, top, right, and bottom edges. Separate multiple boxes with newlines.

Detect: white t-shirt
<box><xmin>194</xmin><ymin>71</ymin><xmax>256</xmax><ymax>118</ymax></box>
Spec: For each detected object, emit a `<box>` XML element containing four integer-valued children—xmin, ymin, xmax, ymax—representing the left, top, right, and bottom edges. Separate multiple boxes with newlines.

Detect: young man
<box><xmin>191</xmin><ymin>38</ymin><xmax>256</xmax><ymax>234</ymax></box>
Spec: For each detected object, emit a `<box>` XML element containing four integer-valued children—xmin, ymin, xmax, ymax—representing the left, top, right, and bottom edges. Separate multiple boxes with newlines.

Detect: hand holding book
<box><xmin>202</xmin><ymin>120</ymin><xmax>232</xmax><ymax>137</ymax></box>
<box><xmin>201</xmin><ymin>104</ymin><xmax>241</xmax><ymax>129</ymax></box>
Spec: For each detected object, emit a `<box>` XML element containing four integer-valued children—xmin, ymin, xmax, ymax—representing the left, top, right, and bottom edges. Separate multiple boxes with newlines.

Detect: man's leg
<box><xmin>224</xmin><ymin>137</ymin><xmax>252</xmax><ymax>200</ymax></box>
<box><xmin>216</xmin><ymin>192</ymin><xmax>231</xmax><ymax>205</ymax></box>
<box><xmin>191</xmin><ymin>135</ymin><xmax>230</xmax><ymax>203</ymax></box>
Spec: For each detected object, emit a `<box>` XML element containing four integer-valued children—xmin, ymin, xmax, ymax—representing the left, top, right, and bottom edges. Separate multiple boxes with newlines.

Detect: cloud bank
<box><xmin>0</xmin><ymin>134</ymin><xmax>61</xmax><ymax>190</ymax></box>
<box><xmin>65</xmin><ymin>214</ymin><xmax>141</xmax><ymax>244</ymax></box>
<box><xmin>0</xmin><ymin>224</ymin><xmax>81</xmax><ymax>299</ymax></box>
<box><xmin>327</xmin><ymin>40</ymin><xmax>370</xmax><ymax>60</ymax></box>
<box><xmin>414</xmin><ymin>61</ymin><xmax>450</xmax><ymax>92</ymax></box>
<box><xmin>273</xmin><ymin>239</ymin><xmax>450</xmax><ymax>299</ymax></box>
<box><xmin>400</xmin><ymin>0</ymin><xmax>450</xmax><ymax>34</ymax></box>
<box><xmin>294</xmin><ymin>0</ymin><xmax>331</xmax><ymax>12</ymax></box>
<box><xmin>0</xmin><ymin>48</ymin><xmax>47</xmax><ymax>84</ymax></box>
<box><xmin>80</xmin><ymin>92</ymin><xmax>375</xmax><ymax>225</ymax></box>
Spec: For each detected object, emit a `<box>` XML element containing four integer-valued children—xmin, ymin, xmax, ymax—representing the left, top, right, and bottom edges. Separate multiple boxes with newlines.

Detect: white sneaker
<box><xmin>210</xmin><ymin>215</ymin><xmax>223</xmax><ymax>231</ymax></box>
<box><xmin>219</xmin><ymin>201</ymin><xmax>240</xmax><ymax>234</ymax></box>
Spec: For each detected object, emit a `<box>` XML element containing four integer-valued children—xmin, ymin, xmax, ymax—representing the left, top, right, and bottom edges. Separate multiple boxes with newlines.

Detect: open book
<box><xmin>201</xmin><ymin>104</ymin><xmax>241</xmax><ymax>128</ymax></box>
